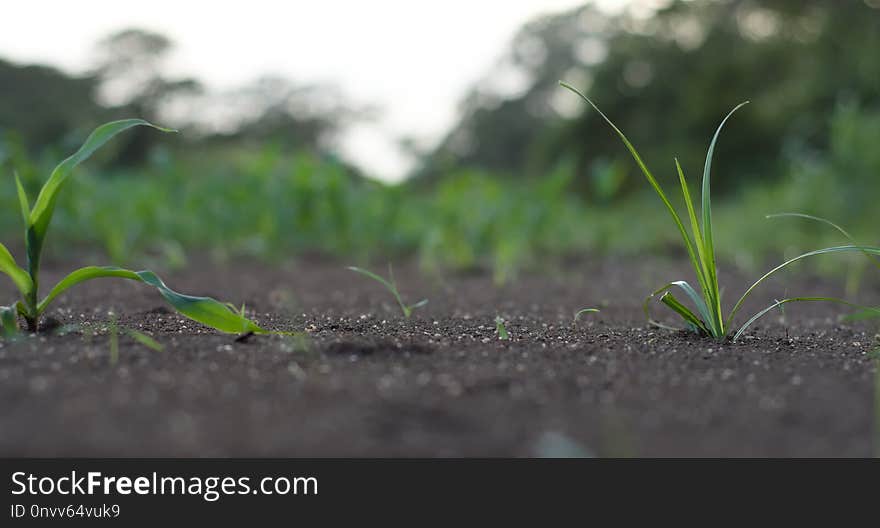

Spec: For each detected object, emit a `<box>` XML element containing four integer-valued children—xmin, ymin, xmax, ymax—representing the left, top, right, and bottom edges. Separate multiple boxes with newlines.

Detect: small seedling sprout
<box><xmin>0</xmin><ymin>120</ymin><xmax>265</xmax><ymax>337</ymax></box>
<box><xmin>559</xmin><ymin>81</ymin><xmax>880</xmax><ymax>340</ymax></box>
<box><xmin>106</xmin><ymin>312</ymin><xmax>163</xmax><ymax>366</ymax></box>
<box><xmin>495</xmin><ymin>315</ymin><xmax>509</xmax><ymax>340</ymax></box>
<box><xmin>347</xmin><ymin>264</ymin><xmax>427</xmax><ymax>318</ymax></box>
<box><xmin>574</xmin><ymin>308</ymin><xmax>600</xmax><ymax>322</ymax></box>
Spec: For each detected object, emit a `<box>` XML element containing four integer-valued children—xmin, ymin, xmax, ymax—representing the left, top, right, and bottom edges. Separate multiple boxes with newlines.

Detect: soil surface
<box><xmin>1</xmin><ymin>256</ymin><xmax>878</xmax><ymax>457</ymax></box>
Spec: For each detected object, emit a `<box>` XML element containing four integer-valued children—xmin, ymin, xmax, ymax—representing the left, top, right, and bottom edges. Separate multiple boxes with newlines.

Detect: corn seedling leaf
<box><xmin>38</xmin><ymin>266</ymin><xmax>263</xmax><ymax>334</ymax></box>
<box><xmin>0</xmin><ymin>242</ymin><xmax>32</xmax><ymax>297</ymax></box>
<box><xmin>14</xmin><ymin>171</ymin><xmax>30</xmax><ymax>228</ymax></box>
<box><xmin>26</xmin><ymin>119</ymin><xmax>176</xmax><ymax>279</ymax></box>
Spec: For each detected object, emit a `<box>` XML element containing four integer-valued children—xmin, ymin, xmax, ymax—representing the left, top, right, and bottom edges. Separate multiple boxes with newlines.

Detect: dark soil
<box><xmin>1</xmin><ymin>256</ymin><xmax>878</xmax><ymax>457</ymax></box>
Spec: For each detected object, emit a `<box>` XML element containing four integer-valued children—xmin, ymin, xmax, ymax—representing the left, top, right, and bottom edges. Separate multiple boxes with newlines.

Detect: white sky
<box><xmin>1</xmin><ymin>0</ymin><xmax>631</xmax><ymax>181</ymax></box>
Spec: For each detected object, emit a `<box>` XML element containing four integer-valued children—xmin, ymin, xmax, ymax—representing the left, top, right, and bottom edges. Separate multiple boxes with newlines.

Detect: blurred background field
<box><xmin>1</xmin><ymin>0</ymin><xmax>879</xmax><ymax>282</ymax></box>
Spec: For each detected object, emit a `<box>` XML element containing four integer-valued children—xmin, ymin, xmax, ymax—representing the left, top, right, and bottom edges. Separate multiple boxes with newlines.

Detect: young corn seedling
<box><xmin>0</xmin><ymin>119</ymin><xmax>264</xmax><ymax>337</ymax></box>
<box><xmin>347</xmin><ymin>264</ymin><xmax>427</xmax><ymax>318</ymax></box>
<box><xmin>559</xmin><ymin>82</ymin><xmax>880</xmax><ymax>340</ymax></box>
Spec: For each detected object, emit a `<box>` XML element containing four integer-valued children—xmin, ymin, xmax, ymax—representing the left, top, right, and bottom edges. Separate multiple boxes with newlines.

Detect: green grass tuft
<box><xmin>560</xmin><ymin>81</ymin><xmax>880</xmax><ymax>340</ymax></box>
<box><xmin>347</xmin><ymin>264</ymin><xmax>427</xmax><ymax>318</ymax></box>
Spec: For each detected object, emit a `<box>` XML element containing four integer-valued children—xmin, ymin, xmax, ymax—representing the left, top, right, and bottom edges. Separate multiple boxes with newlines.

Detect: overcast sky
<box><xmin>2</xmin><ymin>0</ymin><xmax>633</xmax><ymax>180</ymax></box>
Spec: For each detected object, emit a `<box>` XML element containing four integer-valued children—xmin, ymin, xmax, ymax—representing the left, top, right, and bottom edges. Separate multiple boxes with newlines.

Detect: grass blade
<box><xmin>347</xmin><ymin>265</ymin><xmax>424</xmax><ymax>318</ymax></box>
<box><xmin>38</xmin><ymin>266</ymin><xmax>263</xmax><ymax>334</ymax></box>
<box><xmin>559</xmin><ymin>82</ymin><xmax>706</xmax><ymax>295</ymax></box>
<box><xmin>699</xmin><ymin>102</ymin><xmax>748</xmax><ymax>336</ymax></box>
<box><xmin>574</xmin><ymin>308</ymin><xmax>600</xmax><ymax>321</ymax></box>
<box><xmin>660</xmin><ymin>292</ymin><xmax>710</xmax><ymax>334</ymax></box>
<box><xmin>125</xmin><ymin>328</ymin><xmax>165</xmax><ymax>351</ymax></box>
<box><xmin>409</xmin><ymin>299</ymin><xmax>429</xmax><ymax>310</ymax></box>
<box><xmin>733</xmin><ymin>297</ymin><xmax>880</xmax><ymax>341</ymax></box>
<box><xmin>727</xmin><ymin>245</ymin><xmax>880</xmax><ymax>329</ymax></box>
<box><xmin>347</xmin><ymin>266</ymin><xmax>395</xmax><ymax>292</ymax></box>
<box><xmin>674</xmin><ymin>159</ymin><xmax>716</xmax><ymax>331</ymax></box>
<box><xmin>644</xmin><ymin>281</ymin><xmax>712</xmax><ymax>334</ymax></box>
<box><xmin>767</xmin><ymin>213</ymin><xmax>880</xmax><ymax>270</ymax></box>
<box><xmin>701</xmin><ymin>102</ymin><xmax>749</xmax><ymax>269</ymax></box>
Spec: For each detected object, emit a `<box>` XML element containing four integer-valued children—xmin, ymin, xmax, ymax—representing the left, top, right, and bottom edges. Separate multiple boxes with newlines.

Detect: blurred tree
<box><xmin>92</xmin><ymin>28</ymin><xmax>203</xmax><ymax>165</ymax></box>
<box><xmin>418</xmin><ymin>0</ymin><xmax>880</xmax><ymax>200</ymax></box>
<box><xmin>0</xmin><ymin>59</ymin><xmax>104</xmax><ymax>152</ymax></box>
<box><xmin>200</xmin><ymin>75</ymin><xmax>369</xmax><ymax>152</ymax></box>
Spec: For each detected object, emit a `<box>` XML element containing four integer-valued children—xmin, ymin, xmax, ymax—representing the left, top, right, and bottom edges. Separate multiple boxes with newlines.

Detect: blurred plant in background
<box><xmin>1</xmin><ymin>0</ymin><xmax>879</xmax><ymax>284</ymax></box>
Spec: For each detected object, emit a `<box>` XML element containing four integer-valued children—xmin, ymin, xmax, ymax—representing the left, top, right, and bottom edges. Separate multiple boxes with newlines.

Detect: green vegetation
<box><xmin>4</xmin><ymin>99</ymin><xmax>880</xmax><ymax>285</ymax></box>
<box><xmin>106</xmin><ymin>313</ymin><xmax>164</xmax><ymax>366</ymax></box>
<box><xmin>495</xmin><ymin>316</ymin><xmax>509</xmax><ymax>340</ymax></box>
<box><xmin>2</xmin><ymin>104</ymin><xmax>878</xmax><ymax>296</ymax></box>
<box><xmin>559</xmin><ymin>82</ymin><xmax>880</xmax><ymax>340</ymax></box>
<box><xmin>0</xmin><ymin>120</ymin><xmax>264</xmax><ymax>336</ymax></box>
<box><xmin>574</xmin><ymin>308</ymin><xmax>600</xmax><ymax>322</ymax></box>
<box><xmin>1</xmin><ymin>1</ymin><xmax>878</xmax><ymax>343</ymax></box>
<box><xmin>347</xmin><ymin>264</ymin><xmax>427</xmax><ymax>318</ymax></box>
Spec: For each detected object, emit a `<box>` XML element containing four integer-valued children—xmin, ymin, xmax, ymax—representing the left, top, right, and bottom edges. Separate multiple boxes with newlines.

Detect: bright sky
<box><xmin>2</xmin><ymin>0</ymin><xmax>630</xmax><ymax>180</ymax></box>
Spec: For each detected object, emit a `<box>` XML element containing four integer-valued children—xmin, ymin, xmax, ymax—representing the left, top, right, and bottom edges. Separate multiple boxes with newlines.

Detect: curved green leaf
<box><xmin>559</xmin><ymin>82</ymin><xmax>706</xmax><ymax>298</ymax></box>
<box><xmin>574</xmin><ymin>308</ymin><xmax>600</xmax><ymax>321</ymax></box>
<box><xmin>767</xmin><ymin>213</ymin><xmax>880</xmax><ymax>270</ymax></box>
<box><xmin>660</xmin><ymin>292</ymin><xmax>710</xmax><ymax>335</ymax></box>
<box><xmin>14</xmin><ymin>171</ymin><xmax>30</xmax><ymax>228</ymax></box>
<box><xmin>701</xmin><ymin>102</ymin><xmax>748</xmax><ymax>267</ymax></box>
<box><xmin>644</xmin><ymin>280</ymin><xmax>714</xmax><ymax>335</ymax></box>
<box><xmin>347</xmin><ymin>265</ymin><xmax>427</xmax><ymax>318</ymax></box>
<box><xmin>38</xmin><ymin>266</ymin><xmax>263</xmax><ymax>335</ymax></box>
<box><xmin>733</xmin><ymin>297</ymin><xmax>880</xmax><ymax>342</ymax></box>
<box><xmin>347</xmin><ymin>266</ymin><xmax>394</xmax><ymax>291</ymax></box>
<box><xmin>674</xmin><ymin>159</ymin><xmax>717</xmax><ymax>333</ymax></box>
<box><xmin>0</xmin><ymin>242</ymin><xmax>32</xmax><ymax>296</ymax></box>
<box><xmin>409</xmin><ymin>299</ymin><xmax>429</xmax><ymax>310</ymax></box>
<box><xmin>700</xmin><ymin>102</ymin><xmax>748</xmax><ymax>336</ymax></box>
<box><xmin>26</xmin><ymin>120</ymin><xmax>176</xmax><ymax>278</ymax></box>
<box><xmin>727</xmin><ymin>245</ymin><xmax>880</xmax><ymax>329</ymax></box>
